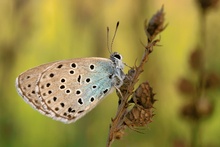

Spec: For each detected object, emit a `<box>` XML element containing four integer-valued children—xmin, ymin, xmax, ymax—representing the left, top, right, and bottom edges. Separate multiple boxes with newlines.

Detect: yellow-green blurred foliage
<box><xmin>0</xmin><ymin>0</ymin><xmax>220</xmax><ymax>147</ymax></box>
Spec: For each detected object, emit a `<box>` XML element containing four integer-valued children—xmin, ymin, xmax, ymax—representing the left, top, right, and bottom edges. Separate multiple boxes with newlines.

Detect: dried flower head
<box><xmin>205</xmin><ymin>72</ymin><xmax>220</xmax><ymax>89</ymax></box>
<box><xmin>145</xmin><ymin>5</ymin><xmax>167</xmax><ymax>42</ymax></box>
<box><xmin>124</xmin><ymin>105</ymin><xmax>153</xmax><ymax>129</ymax></box>
<box><xmin>131</xmin><ymin>81</ymin><xmax>156</xmax><ymax>108</ymax></box>
<box><xmin>181</xmin><ymin>102</ymin><xmax>197</xmax><ymax>119</ymax></box>
<box><xmin>124</xmin><ymin>82</ymin><xmax>156</xmax><ymax>129</ymax></box>
<box><xmin>189</xmin><ymin>47</ymin><xmax>203</xmax><ymax>71</ymax></box>
<box><xmin>197</xmin><ymin>0</ymin><xmax>219</xmax><ymax>12</ymax></box>
<box><xmin>178</xmin><ymin>78</ymin><xmax>196</xmax><ymax>95</ymax></box>
<box><xmin>181</xmin><ymin>97</ymin><xmax>213</xmax><ymax>120</ymax></box>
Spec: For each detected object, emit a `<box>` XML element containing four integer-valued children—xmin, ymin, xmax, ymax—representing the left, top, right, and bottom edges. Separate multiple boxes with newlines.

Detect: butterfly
<box><xmin>15</xmin><ymin>51</ymin><xmax>125</xmax><ymax>123</ymax></box>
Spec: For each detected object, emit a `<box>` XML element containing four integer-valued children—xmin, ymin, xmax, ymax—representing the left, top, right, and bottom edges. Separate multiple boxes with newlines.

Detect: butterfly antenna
<box><xmin>111</xmin><ymin>21</ymin><xmax>120</xmax><ymax>53</ymax></box>
<box><xmin>107</xmin><ymin>21</ymin><xmax>120</xmax><ymax>54</ymax></box>
<box><xmin>107</xmin><ymin>26</ymin><xmax>111</xmax><ymax>54</ymax></box>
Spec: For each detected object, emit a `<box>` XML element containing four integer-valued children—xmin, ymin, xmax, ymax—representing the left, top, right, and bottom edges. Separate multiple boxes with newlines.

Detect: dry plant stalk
<box><xmin>106</xmin><ymin>6</ymin><xmax>166</xmax><ymax>147</ymax></box>
<box><xmin>178</xmin><ymin>0</ymin><xmax>220</xmax><ymax>122</ymax></box>
<box><xmin>176</xmin><ymin>0</ymin><xmax>220</xmax><ymax>146</ymax></box>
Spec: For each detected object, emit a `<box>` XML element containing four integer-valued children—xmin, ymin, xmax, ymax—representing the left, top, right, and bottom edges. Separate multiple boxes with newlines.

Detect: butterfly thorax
<box><xmin>110</xmin><ymin>52</ymin><xmax>125</xmax><ymax>88</ymax></box>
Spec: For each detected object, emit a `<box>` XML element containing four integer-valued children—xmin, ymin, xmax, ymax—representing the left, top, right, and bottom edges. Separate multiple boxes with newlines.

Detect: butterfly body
<box><xmin>16</xmin><ymin>52</ymin><xmax>125</xmax><ymax>123</ymax></box>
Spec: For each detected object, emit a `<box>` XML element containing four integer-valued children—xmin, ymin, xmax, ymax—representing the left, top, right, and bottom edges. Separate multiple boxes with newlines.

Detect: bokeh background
<box><xmin>1</xmin><ymin>0</ymin><xmax>220</xmax><ymax>147</ymax></box>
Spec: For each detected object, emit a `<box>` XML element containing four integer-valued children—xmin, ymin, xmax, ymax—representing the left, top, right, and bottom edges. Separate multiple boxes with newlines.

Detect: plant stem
<box><xmin>106</xmin><ymin>44</ymin><xmax>152</xmax><ymax>147</ymax></box>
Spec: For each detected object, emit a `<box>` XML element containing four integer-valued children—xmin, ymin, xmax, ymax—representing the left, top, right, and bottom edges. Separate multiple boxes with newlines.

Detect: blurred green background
<box><xmin>1</xmin><ymin>0</ymin><xmax>220</xmax><ymax>147</ymax></box>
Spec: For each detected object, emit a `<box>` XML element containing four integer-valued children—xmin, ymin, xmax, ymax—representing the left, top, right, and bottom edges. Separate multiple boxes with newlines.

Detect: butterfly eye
<box><xmin>114</xmin><ymin>53</ymin><xmax>122</xmax><ymax>60</ymax></box>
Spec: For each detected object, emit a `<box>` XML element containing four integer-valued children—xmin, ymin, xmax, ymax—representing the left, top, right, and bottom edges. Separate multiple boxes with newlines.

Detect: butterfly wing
<box><xmin>16</xmin><ymin>57</ymin><xmax>116</xmax><ymax>123</ymax></box>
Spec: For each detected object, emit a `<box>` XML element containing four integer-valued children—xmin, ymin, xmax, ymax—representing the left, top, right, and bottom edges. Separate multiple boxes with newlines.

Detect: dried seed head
<box><xmin>197</xmin><ymin>0</ymin><xmax>219</xmax><ymax>12</ymax></box>
<box><xmin>131</xmin><ymin>82</ymin><xmax>156</xmax><ymax>108</ymax></box>
<box><xmin>181</xmin><ymin>103</ymin><xmax>197</xmax><ymax>119</ymax></box>
<box><xmin>124</xmin><ymin>82</ymin><xmax>155</xmax><ymax>129</ymax></box>
<box><xmin>189</xmin><ymin>47</ymin><xmax>203</xmax><ymax>71</ymax></box>
<box><xmin>181</xmin><ymin>97</ymin><xmax>213</xmax><ymax>120</ymax></box>
<box><xmin>177</xmin><ymin>78</ymin><xmax>196</xmax><ymax>96</ymax></box>
<box><xmin>205</xmin><ymin>72</ymin><xmax>220</xmax><ymax>89</ymax></box>
<box><xmin>124</xmin><ymin>105</ymin><xmax>153</xmax><ymax>129</ymax></box>
<box><xmin>145</xmin><ymin>5</ymin><xmax>167</xmax><ymax>42</ymax></box>
<box><xmin>196</xmin><ymin>97</ymin><xmax>213</xmax><ymax>117</ymax></box>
